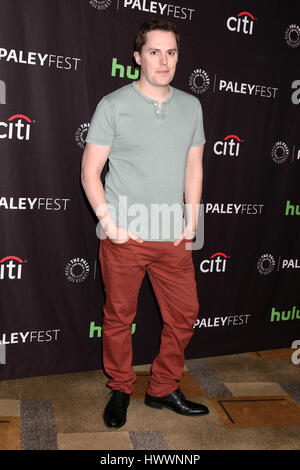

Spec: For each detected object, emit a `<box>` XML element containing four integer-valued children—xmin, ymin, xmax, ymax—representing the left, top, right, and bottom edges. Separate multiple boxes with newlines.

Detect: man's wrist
<box><xmin>185</xmin><ymin>222</ymin><xmax>196</xmax><ymax>233</ymax></box>
<box><xmin>184</xmin><ymin>224</ymin><xmax>196</xmax><ymax>239</ymax></box>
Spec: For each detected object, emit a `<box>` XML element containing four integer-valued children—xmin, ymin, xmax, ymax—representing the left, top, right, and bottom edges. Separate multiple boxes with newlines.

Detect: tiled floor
<box><xmin>0</xmin><ymin>348</ymin><xmax>300</xmax><ymax>450</ymax></box>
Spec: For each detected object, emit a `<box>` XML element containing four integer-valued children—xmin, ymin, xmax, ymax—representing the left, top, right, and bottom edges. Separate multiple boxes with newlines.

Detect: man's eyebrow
<box><xmin>146</xmin><ymin>47</ymin><xmax>178</xmax><ymax>51</ymax></box>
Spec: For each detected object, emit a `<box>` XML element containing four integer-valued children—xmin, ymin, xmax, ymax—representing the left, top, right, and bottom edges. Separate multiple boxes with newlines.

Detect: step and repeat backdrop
<box><xmin>0</xmin><ymin>0</ymin><xmax>299</xmax><ymax>380</ymax></box>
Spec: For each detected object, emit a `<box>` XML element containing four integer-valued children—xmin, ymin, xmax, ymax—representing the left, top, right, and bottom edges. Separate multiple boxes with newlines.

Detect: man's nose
<box><xmin>160</xmin><ymin>53</ymin><xmax>168</xmax><ymax>65</ymax></box>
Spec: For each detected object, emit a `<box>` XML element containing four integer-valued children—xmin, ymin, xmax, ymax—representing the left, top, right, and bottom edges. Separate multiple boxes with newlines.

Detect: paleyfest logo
<box><xmin>0</xmin><ymin>48</ymin><xmax>81</xmax><ymax>70</ymax></box>
<box><xmin>65</xmin><ymin>257</ymin><xmax>90</xmax><ymax>283</ymax></box>
<box><xmin>257</xmin><ymin>253</ymin><xmax>299</xmax><ymax>274</ymax></box>
<box><xmin>89</xmin><ymin>0</ymin><xmax>112</xmax><ymax>10</ymax></box>
<box><xmin>257</xmin><ymin>254</ymin><xmax>275</xmax><ymax>275</ymax></box>
<box><xmin>75</xmin><ymin>123</ymin><xmax>90</xmax><ymax>149</ymax></box>
<box><xmin>89</xmin><ymin>0</ymin><xmax>197</xmax><ymax>19</ymax></box>
<box><xmin>121</xmin><ymin>0</ymin><xmax>196</xmax><ymax>20</ymax></box>
<box><xmin>271</xmin><ymin>141</ymin><xmax>289</xmax><ymax>164</ymax></box>
<box><xmin>285</xmin><ymin>24</ymin><xmax>300</xmax><ymax>48</ymax></box>
<box><xmin>271</xmin><ymin>141</ymin><xmax>300</xmax><ymax>164</ymax></box>
<box><xmin>188</xmin><ymin>69</ymin><xmax>279</xmax><ymax>99</ymax></box>
<box><xmin>188</xmin><ymin>69</ymin><xmax>210</xmax><ymax>95</ymax></box>
<box><xmin>218</xmin><ymin>79</ymin><xmax>278</xmax><ymax>99</ymax></box>
<box><xmin>0</xmin><ymin>329</ymin><xmax>61</xmax><ymax>365</ymax></box>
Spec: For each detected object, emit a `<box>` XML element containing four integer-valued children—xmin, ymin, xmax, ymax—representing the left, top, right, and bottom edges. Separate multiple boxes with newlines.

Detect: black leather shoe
<box><xmin>145</xmin><ymin>387</ymin><xmax>209</xmax><ymax>416</ymax></box>
<box><xmin>103</xmin><ymin>389</ymin><xmax>130</xmax><ymax>428</ymax></box>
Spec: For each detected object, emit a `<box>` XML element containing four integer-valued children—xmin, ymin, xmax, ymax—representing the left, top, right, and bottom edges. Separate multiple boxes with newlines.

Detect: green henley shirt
<box><xmin>85</xmin><ymin>80</ymin><xmax>205</xmax><ymax>241</ymax></box>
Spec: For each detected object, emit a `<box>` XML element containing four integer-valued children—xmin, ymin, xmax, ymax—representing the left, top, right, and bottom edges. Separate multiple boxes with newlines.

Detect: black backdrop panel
<box><xmin>0</xmin><ymin>0</ymin><xmax>299</xmax><ymax>380</ymax></box>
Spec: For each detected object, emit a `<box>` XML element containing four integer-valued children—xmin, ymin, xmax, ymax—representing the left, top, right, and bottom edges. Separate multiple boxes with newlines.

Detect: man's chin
<box><xmin>153</xmin><ymin>75</ymin><xmax>174</xmax><ymax>86</ymax></box>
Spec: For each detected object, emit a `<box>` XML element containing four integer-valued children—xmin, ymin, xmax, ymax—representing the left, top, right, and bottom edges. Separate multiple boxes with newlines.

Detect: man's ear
<box><xmin>133</xmin><ymin>51</ymin><xmax>141</xmax><ymax>66</ymax></box>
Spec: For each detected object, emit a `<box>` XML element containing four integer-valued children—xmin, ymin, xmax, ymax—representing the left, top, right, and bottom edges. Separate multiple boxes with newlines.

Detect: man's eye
<box><xmin>150</xmin><ymin>51</ymin><xmax>157</xmax><ymax>55</ymax></box>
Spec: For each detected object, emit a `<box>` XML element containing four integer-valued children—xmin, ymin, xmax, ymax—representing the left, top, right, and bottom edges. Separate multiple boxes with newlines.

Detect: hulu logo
<box><xmin>89</xmin><ymin>321</ymin><xmax>136</xmax><ymax>338</ymax></box>
<box><xmin>111</xmin><ymin>57</ymin><xmax>139</xmax><ymax>79</ymax></box>
<box><xmin>270</xmin><ymin>306</ymin><xmax>300</xmax><ymax>322</ymax></box>
<box><xmin>285</xmin><ymin>200</ymin><xmax>300</xmax><ymax>216</ymax></box>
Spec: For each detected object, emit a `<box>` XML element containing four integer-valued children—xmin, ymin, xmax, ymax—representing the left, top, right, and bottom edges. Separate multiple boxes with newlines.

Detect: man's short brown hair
<box><xmin>134</xmin><ymin>19</ymin><xmax>179</xmax><ymax>53</ymax></box>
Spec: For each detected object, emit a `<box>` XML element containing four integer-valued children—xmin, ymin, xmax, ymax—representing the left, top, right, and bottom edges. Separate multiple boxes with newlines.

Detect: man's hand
<box><xmin>106</xmin><ymin>224</ymin><xmax>144</xmax><ymax>244</ymax></box>
<box><xmin>173</xmin><ymin>225</ymin><xmax>196</xmax><ymax>246</ymax></box>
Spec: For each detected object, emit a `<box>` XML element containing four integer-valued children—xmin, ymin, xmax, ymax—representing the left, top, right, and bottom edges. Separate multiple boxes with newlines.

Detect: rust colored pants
<box><xmin>99</xmin><ymin>236</ymin><xmax>199</xmax><ymax>397</ymax></box>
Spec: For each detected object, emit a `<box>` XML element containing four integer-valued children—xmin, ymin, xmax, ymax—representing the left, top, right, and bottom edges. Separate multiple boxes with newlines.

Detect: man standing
<box><xmin>81</xmin><ymin>19</ymin><xmax>209</xmax><ymax>428</ymax></box>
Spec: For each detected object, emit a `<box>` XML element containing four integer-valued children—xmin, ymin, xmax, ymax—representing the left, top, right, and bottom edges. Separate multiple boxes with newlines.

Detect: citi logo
<box><xmin>0</xmin><ymin>114</ymin><xmax>34</xmax><ymax>140</ymax></box>
<box><xmin>213</xmin><ymin>134</ymin><xmax>242</xmax><ymax>157</ymax></box>
<box><xmin>200</xmin><ymin>252</ymin><xmax>229</xmax><ymax>273</ymax></box>
<box><xmin>0</xmin><ymin>256</ymin><xmax>24</xmax><ymax>280</ymax></box>
<box><xmin>227</xmin><ymin>11</ymin><xmax>256</xmax><ymax>35</ymax></box>
<box><xmin>111</xmin><ymin>57</ymin><xmax>139</xmax><ymax>80</ymax></box>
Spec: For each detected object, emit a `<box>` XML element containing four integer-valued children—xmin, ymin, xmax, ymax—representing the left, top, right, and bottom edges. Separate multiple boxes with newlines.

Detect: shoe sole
<box><xmin>103</xmin><ymin>410</ymin><xmax>127</xmax><ymax>428</ymax></box>
<box><xmin>144</xmin><ymin>399</ymin><xmax>209</xmax><ymax>416</ymax></box>
<box><xmin>103</xmin><ymin>418</ymin><xmax>126</xmax><ymax>429</ymax></box>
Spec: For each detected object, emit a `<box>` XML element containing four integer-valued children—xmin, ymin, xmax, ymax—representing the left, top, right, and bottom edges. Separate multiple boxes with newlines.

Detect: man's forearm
<box><xmin>81</xmin><ymin>174</ymin><xmax>115</xmax><ymax>233</ymax></box>
<box><xmin>184</xmin><ymin>161</ymin><xmax>203</xmax><ymax>233</ymax></box>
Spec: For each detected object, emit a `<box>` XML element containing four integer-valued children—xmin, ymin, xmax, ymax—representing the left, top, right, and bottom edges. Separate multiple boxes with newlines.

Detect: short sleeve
<box><xmin>85</xmin><ymin>97</ymin><xmax>115</xmax><ymax>146</ymax></box>
<box><xmin>190</xmin><ymin>99</ymin><xmax>206</xmax><ymax>147</ymax></box>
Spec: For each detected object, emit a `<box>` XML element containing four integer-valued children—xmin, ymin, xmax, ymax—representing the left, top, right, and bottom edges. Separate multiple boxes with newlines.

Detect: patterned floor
<box><xmin>0</xmin><ymin>348</ymin><xmax>300</xmax><ymax>450</ymax></box>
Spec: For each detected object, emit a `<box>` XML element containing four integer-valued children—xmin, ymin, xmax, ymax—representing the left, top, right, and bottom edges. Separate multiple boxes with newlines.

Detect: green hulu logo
<box><xmin>111</xmin><ymin>57</ymin><xmax>139</xmax><ymax>79</ymax></box>
<box><xmin>89</xmin><ymin>321</ymin><xmax>136</xmax><ymax>338</ymax></box>
<box><xmin>285</xmin><ymin>200</ymin><xmax>300</xmax><ymax>216</ymax></box>
<box><xmin>270</xmin><ymin>306</ymin><xmax>300</xmax><ymax>322</ymax></box>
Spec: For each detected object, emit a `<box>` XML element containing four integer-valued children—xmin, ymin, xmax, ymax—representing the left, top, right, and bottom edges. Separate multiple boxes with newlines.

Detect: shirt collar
<box><xmin>132</xmin><ymin>81</ymin><xmax>174</xmax><ymax>104</ymax></box>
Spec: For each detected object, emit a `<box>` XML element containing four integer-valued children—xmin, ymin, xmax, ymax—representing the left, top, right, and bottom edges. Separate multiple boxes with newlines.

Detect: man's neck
<box><xmin>136</xmin><ymin>79</ymin><xmax>171</xmax><ymax>104</ymax></box>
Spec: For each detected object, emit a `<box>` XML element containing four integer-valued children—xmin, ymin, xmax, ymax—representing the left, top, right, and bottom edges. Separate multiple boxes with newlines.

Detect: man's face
<box><xmin>134</xmin><ymin>29</ymin><xmax>178</xmax><ymax>87</ymax></box>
